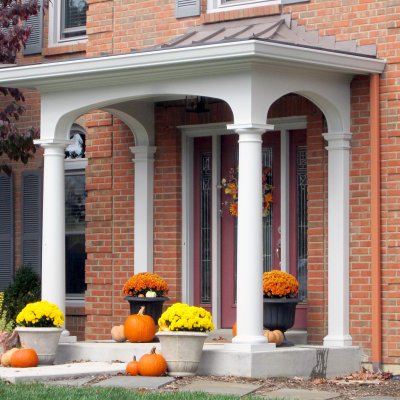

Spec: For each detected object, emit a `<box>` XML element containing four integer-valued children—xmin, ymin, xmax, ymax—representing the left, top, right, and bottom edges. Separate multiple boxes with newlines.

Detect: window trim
<box><xmin>48</xmin><ymin>0</ymin><xmax>87</xmax><ymax>48</ymax></box>
<box><xmin>206</xmin><ymin>0</ymin><xmax>308</xmax><ymax>13</ymax></box>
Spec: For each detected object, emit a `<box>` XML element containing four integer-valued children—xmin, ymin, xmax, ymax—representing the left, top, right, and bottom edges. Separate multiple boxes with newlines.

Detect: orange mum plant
<box><xmin>123</xmin><ymin>272</ymin><xmax>169</xmax><ymax>297</ymax></box>
<box><xmin>263</xmin><ymin>270</ymin><xmax>299</xmax><ymax>298</ymax></box>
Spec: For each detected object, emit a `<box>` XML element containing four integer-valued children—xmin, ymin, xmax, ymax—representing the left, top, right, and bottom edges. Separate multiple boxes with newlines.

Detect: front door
<box><xmin>193</xmin><ymin>130</ymin><xmax>307</xmax><ymax>328</ymax></box>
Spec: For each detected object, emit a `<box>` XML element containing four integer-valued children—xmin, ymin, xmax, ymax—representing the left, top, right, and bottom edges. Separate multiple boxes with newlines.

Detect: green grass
<box><xmin>0</xmin><ymin>381</ymin><xmax>256</xmax><ymax>400</ymax></box>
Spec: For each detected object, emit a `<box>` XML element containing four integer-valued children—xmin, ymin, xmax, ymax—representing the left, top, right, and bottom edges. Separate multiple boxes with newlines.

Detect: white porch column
<box><xmin>130</xmin><ymin>146</ymin><xmax>157</xmax><ymax>273</ymax></box>
<box><xmin>35</xmin><ymin>139</ymin><xmax>69</xmax><ymax>320</ymax></box>
<box><xmin>323</xmin><ymin>132</ymin><xmax>353</xmax><ymax>347</ymax></box>
<box><xmin>228</xmin><ymin>124</ymin><xmax>274</xmax><ymax>349</ymax></box>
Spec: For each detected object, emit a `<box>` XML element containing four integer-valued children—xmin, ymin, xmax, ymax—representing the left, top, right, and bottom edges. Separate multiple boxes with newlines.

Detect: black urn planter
<box><xmin>263</xmin><ymin>298</ymin><xmax>298</xmax><ymax>346</ymax></box>
<box><xmin>125</xmin><ymin>296</ymin><xmax>168</xmax><ymax>324</ymax></box>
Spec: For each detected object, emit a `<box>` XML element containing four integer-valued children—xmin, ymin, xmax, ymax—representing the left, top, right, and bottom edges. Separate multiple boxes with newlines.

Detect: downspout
<box><xmin>370</xmin><ymin>73</ymin><xmax>382</xmax><ymax>371</ymax></box>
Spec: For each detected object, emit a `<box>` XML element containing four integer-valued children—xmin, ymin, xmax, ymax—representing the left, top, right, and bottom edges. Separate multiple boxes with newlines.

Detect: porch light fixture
<box><xmin>185</xmin><ymin>96</ymin><xmax>210</xmax><ymax>113</ymax></box>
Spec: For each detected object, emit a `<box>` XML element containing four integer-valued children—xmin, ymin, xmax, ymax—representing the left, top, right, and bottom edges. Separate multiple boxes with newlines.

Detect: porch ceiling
<box><xmin>0</xmin><ymin>17</ymin><xmax>385</xmax><ymax>93</ymax></box>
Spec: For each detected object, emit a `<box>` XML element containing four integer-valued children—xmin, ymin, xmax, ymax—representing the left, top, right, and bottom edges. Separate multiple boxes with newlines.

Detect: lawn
<box><xmin>0</xmin><ymin>381</ymin><xmax>260</xmax><ymax>400</ymax></box>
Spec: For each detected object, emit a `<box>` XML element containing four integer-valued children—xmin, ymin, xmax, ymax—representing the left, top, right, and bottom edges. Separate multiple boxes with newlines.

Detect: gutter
<box><xmin>370</xmin><ymin>73</ymin><xmax>382</xmax><ymax>371</ymax></box>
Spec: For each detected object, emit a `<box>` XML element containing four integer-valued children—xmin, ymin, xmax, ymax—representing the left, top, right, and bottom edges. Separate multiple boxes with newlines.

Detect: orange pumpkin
<box><xmin>124</xmin><ymin>306</ymin><xmax>156</xmax><ymax>343</ymax></box>
<box><xmin>263</xmin><ymin>329</ymin><xmax>284</xmax><ymax>345</ymax></box>
<box><xmin>126</xmin><ymin>355</ymin><xmax>139</xmax><ymax>376</ymax></box>
<box><xmin>10</xmin><ymin>348</ymin><xmax>39</xmax><ymax>368</ymax></box>
<box><xmin>138</xmin><ymin>347</ymin><xmax>167</xmax><ymax>377</ymax></box>
<box><xmin>232</xmin><ymin>322</ymin><xmax>237</xmax><ymax>338</ymax></box>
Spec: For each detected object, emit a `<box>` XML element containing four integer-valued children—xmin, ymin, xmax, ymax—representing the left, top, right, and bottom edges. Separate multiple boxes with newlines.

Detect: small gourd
<box><xmin>124</xmin><ymin>306</ymin><xmax>156</xmax><ymax>343</ymax></box>
<box><xmin>138</xmin><ymin>347</ymin><xmax>167</xmax><ymax>377</ymax></box>
<box><xmin>1</xmin><ymin>348</ymin><xmax>19</xmax><ymax>367</ymax></box>
<box><xmin>145</xmin><ymin>290</ymin><xmax>157</xmax><ymax>298</ymax></box>
<box><xmin>126</xmin><ymin>355</ymin><xmax>139</xmax><ymax>376</ymax></box>
<box><xmin>10</xmin><ymin>348</ymin><xmax>39</xmax><ymax>368</ymax></box>
<box><xmin>111</xmin><ymin>325</ymin><xmax>126</xmax><ymax>342</ymax></box>
<box><xmin>263</xmin><ymin>329</ymin><xmax>284</xmax><ymax>345</ymax></box>
<box><xmin>232</xmin><ymin>322</ymin><xmax>237</xmax><ymax>338</ymax></box>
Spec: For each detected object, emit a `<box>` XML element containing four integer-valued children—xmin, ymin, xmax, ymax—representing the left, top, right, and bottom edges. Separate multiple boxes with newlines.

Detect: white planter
<box><xmin>15</xmin><ymin>327</ymin><xmax>62</xmax><ymax>365</ymax></box>
<box><xmin>156</xmin><ymin>331</ymin><xmax>208</xmax><ymax>377</ymax></box>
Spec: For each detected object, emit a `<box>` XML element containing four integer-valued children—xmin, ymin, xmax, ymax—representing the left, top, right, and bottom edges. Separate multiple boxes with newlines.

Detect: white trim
<box><xmin>207</xmin><ymin>0</ymin><xmax>280</xmax><ymax>13</ymax></box>
<box><xmin>211</xmin><ymin>135</ymin><xmax>222</xmax><ymax>328</ymax></box>
<box><xmin>181</xmin><ymin>135</ymin><xmax>194</xmax><ymax>305</ymax></box>
<box><xmin>64</xmin><ymin>158</ymin><xmax>88</xmax><ymax>170</ymax></box>
<box><xmin>280</xmin><ymin>129</ymin><xmax>290</xmax><ymax>272</ymax></box>
<box><xmin>0</xmin><ymin>41</ymin><xmax>385</xmax><ymax>91</ymax></box>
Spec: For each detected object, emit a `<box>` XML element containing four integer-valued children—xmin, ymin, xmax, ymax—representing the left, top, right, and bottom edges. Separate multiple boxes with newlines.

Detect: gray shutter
<box><xmin>0</xmin><ymin>173</ymin><xmax>13</xmax><ymax>291</ymax></box>
<box><xmin>176</xmin><ymin>0</ymin><xmax>200</xmax><ymax>18</ymax></box>
<box><xmin>24</xmin><ymin>0</ymin><xmax>43</xmax><ymax>55</ymax></box>
<box><xmin>22</xmin><ymin>171</ymin><xmax>42</xmax><ymax>276</ymax></box>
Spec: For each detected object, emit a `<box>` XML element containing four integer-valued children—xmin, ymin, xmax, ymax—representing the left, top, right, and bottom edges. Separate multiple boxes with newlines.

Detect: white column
<box><xmin>323</xmin><ymin>132</ymin><xmax>353</xmax><ymax>347</ymax></box>
<box><xmin>280</xmin><ymin>129</ymin><xmax>290</xmax><ymax>272</ymax></box>
<box><xmin>227</xmin><ymin>124</ymin><xmax>275</xmax><ymax>350</ymax></box>
<box><xmin>130</xmin><ymin>146</ymin><xmax>156</xmax><ymax>273</ymax></box>
<box><xmin>35</xmin><ymin>139</ymin><xmax>69</xmax><ymax>321</ymax></box>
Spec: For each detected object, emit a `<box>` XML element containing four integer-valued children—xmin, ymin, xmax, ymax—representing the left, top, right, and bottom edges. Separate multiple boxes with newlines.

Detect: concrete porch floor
<box><xmin>54</xmin><ymin>330</ymin><xmax>362</xmax><ymax>379</ymax></box>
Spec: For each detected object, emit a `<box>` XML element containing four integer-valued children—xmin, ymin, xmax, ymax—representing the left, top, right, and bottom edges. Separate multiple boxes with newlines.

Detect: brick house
<box><xmin>0</xmin><ymin>0</ymin><xmax>398</xmax><ymax>371</ymax></box>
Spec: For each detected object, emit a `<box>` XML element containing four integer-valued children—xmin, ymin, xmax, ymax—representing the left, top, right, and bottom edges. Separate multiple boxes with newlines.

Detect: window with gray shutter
<box><xmin>176</xmin><ymin>0</ymin><xmax>200</xmax><ymax>18</ymax></box>
<box><xmin>24</xmin><ymin>0</ymin><xmax>43</xmax><ymax>55</ymax></box>
<box><xmin>0</xmin><ymin>173</ymin><xmax>13</xmax><ymax>291</ymax></box>
<box><xmin>22</xmin><ymin>171</ymin><xmax>42</xmax><ymax>276</ymax></box>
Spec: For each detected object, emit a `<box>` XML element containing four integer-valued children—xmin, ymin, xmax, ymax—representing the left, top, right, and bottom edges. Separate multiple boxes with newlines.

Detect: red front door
<box><xmin>193</xmin><ymin>131</ymin><xmax>307</xmax><ymax>328</ymax></box>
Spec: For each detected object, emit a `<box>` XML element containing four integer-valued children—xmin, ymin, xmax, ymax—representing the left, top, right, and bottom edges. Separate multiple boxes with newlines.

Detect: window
<box><xmin>206</xmin><ymin>0</ymin><xmax>307</xmax><ymax>13</ymax></box>
<box><xmin>61</xmin><ymin>0</ymin><xmax>87</xmax><ymax>40</ymax></box>
<box><xmin>48</xmin><ymin>0</ymin><xmax>87</xmax><ymax>46</ymax></box>
<box><xmin>65</xmin><ymin>125</ymin><xmax>87</xmax><ymax>299</ymax></box>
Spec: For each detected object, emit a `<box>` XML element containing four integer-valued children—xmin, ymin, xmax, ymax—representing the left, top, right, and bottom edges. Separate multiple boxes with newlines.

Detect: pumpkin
<box><xmin>111</xmin><ymin>325</ymin><xmax>126</xmax><ymax>342</ymax></box>
<box><xmin>126</xmin><ymin>355</ymin><xmax>139</xmax><ymax>376</ymax></box>
<box><xmin>124</xmin><ymin>306</ymin><xmax>156</xmax><ymax>343</ymax></box>
<box><xmin>10</xmin><ymin>348</ymin><xmax>39</xmax><ymax>368</ymax></box>
<box><xmin>263</xmin><ymin>329</ymin><xmax>284</xmax><ymax>345</ymax></box>
<box><xmin>232</xmin><ymin>322</ymin><xmax>237</xmax><ymax>338</ymax></box>
<box><xmin>138</xmin><ymin>347</ymin><xmax>167</xmax><ymax>377</ymax></box>
<box><xmin>1</xmin><ymin>348</ymin><xmax>19</xmax><ymax>367</ymax></box>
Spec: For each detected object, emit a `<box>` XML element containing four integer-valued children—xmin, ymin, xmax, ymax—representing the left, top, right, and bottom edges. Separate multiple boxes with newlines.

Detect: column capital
<box><xmin>129</xmin><ymin>146</ymin><xmax>157</xmax><ymax>162</ymax></box>
<box><xmin>227</xmin><ymin>123</ymin><xmax>275</xmax><ymax>134</ymax></box>
<box><xmin>323</xmin><ymin>132</ymin><xmax>352</xmax><ymax>150</ymax></box>
<box><xmin>34</xmin><ymin>138</ymin><xmax>71</xmax><ymax>148</ymax></box>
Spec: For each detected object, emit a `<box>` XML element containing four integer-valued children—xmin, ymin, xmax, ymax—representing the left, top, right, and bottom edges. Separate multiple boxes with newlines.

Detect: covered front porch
<box><xmin>0</xmin><ymin>15</ymin><xmax>385</xmax><ymax>352</ymax></box>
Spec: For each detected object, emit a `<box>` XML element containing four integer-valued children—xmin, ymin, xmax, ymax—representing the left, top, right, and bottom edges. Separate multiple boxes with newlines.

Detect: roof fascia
<box><xmin>0</xmin><ymin>40</ymin><xmax>386</xmax><ymax>91</ymax></box>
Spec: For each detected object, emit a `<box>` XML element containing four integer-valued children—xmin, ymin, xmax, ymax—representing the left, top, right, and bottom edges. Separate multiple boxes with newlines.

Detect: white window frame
<box><xmin>48</xmin><ymin>0</ymin><xmax>87</xmax><ymax>47</ymax></box>
<box><xmin>207</xmin><ymin>0</ymin><xmax>307</xmax><ymax>13</ymax></box>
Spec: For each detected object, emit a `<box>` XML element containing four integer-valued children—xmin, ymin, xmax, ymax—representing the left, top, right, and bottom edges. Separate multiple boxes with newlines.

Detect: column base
<box><xmin>60</xmin><ymin>329</ymin><xmax>77</xmax><ymax>343</ymax></box>
<box><xmin>323</xmin><ymin>334</ymin><xmax>352</xmax><ymax>347</ymax></box>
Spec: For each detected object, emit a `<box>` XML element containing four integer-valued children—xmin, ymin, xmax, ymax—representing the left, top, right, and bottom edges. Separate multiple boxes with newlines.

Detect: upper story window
<box><xmin>48</xmin><ymin>0</ymin><xmax>87</xmax><ymax>47</ymax></box>
<box><xmin>61</xmin><ymin>0</ymin><xmax>87</xmax><ymax>39</ymax></box>
<box><xmin>206</xmin><ymin>0</ymin><xmax>307</xmax><ymax>13</ymax></box>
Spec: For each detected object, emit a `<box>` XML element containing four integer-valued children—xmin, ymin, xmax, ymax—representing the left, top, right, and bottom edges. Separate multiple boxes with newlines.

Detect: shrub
<box><xmin>3</xmin><ymin>266</ymin><xmax>41</xmax><ymax>325</ymax></box>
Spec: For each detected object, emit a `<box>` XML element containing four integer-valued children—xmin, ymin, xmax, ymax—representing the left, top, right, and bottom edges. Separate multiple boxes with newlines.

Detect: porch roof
<box><xmin>0</xmin><ymin>15</ymin><xmax>385</xmax><ymax>92</ymax></box>
<box><xmin>155</xmin><ymin>14</ymin><xmax>377</xmax><ymax>57</ymax></box>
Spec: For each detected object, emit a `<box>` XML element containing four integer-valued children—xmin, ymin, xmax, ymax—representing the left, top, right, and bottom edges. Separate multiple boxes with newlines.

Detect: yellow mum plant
<box><xmin>123</xmin><ymin>272</ymin><xmax>169</xmax><ymax>297</ymax></box>
<box><xmin>158</xmin><ymin>303</ymin><xmax>214</xmax><ymax>332</ymax></box>
<box><xmin>16</xmin><ymin>300</ymin><xmax>64</xmax><ymax>328</ymax></box>
<box><xmin>263</xmin><ymin>270</ymin><xmax>299</xmax><ymax>298</ymax></box>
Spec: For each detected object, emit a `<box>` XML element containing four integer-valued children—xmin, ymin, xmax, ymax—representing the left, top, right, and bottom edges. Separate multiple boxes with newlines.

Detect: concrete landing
<box><xmin>0</xmin><ymin>362</ymin><xmax>125</xmax><ymax>383</ymax></box>
<box><xmin>54</xmin><ymin>341</ymin><xmax>361</xmax><ymax>379</ymax></box>
<box><xmin>93</xmin><ymin>376</ymin><xmax>174</xmax><ymax>389</ymax></box>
